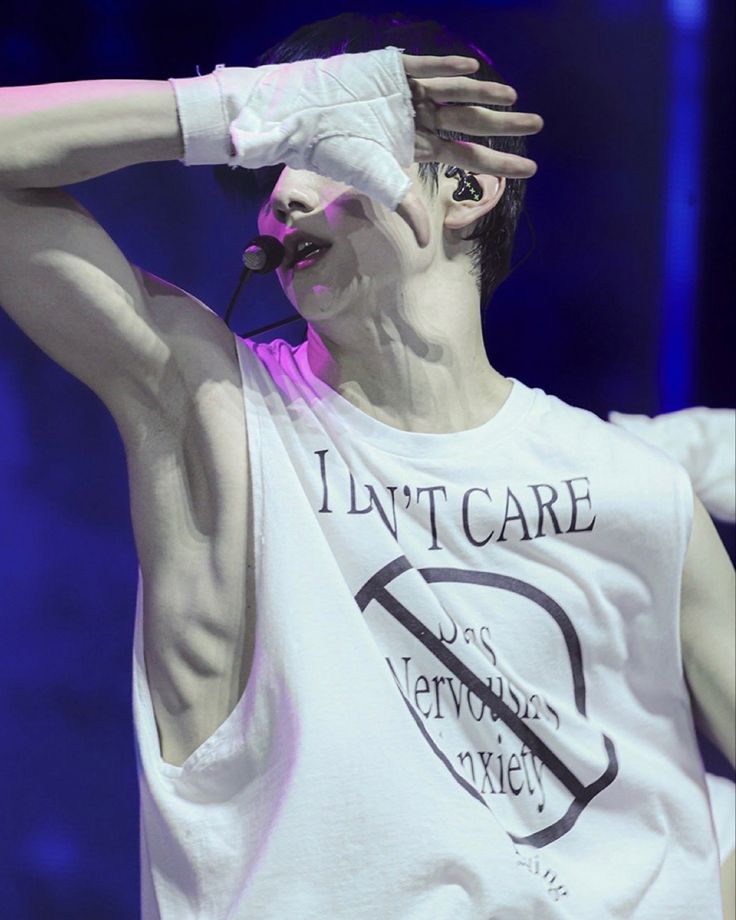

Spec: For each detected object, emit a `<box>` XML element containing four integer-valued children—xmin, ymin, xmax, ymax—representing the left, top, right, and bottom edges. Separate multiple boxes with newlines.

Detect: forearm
<box><xmin>680</xmin><ymin>496</ymin><xmax>736</xmax><ymax>770</ymax></box>
<box><xmin>0</xmin><ymin>79</ymin><xmax>183</xmax><ymax>190</ymax></box>
<box><xmin>687</xmin><ymin>654</ymin><xmax>736</xmax><ymax>770</ymax></box>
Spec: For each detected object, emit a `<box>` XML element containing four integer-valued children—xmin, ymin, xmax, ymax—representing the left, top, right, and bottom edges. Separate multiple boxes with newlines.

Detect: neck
<box><xmin>304</xmin><ymin>266</ymin><xmax>511</xmax><ymax>434</ymax></box>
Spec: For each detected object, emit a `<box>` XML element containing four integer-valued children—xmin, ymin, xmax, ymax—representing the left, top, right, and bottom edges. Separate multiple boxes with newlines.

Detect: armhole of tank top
<box><xmin>137</xmin><ymin>336</ymin><xmax>268</xmax><ymax>779</ymax></box>
<box><xmin>130</xmin><ymin>338</ymin><xmax>272</xmax><ymax>780</ymax></box>
<box><xmin>233</xmin><ymin>332</ymin><xmax>267</xmax><ymax>691</ymax></box>
<box><xmin>233</xmin><ymin>333</ymin><xmax>266</xmax><ymax>559</ymax></box>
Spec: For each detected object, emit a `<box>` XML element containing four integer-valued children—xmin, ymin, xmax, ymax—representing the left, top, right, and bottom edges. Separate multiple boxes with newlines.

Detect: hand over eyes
<box><xmin>219</xmin><ymin>47</ymin><xmax>543</xmax><ymax>246</ymax></box>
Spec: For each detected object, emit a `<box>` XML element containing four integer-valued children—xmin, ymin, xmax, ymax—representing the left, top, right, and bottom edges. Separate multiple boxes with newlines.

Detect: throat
<box><xmin>332</xmin><ymin>362</ymin><xmax>511</xmax><ymax>434</ymax></box>
<box><xmin>305</xmin><ymin>307</ymin><xmax>507</xmax><ymax>432</ymax></box>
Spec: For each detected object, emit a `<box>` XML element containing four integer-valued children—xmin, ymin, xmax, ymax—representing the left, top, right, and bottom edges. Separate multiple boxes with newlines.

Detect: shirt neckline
<box><xmin>292</xmin><ymin>340</ymin><xmax>536</xmax><ymax>460</ymax></box>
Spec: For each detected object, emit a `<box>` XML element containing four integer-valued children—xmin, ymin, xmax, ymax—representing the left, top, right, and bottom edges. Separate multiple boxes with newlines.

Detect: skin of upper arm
<box><xmin>0</xmin><ymin>187</ymin><xmax>174</xmax><ymax>413</ymax></box>
<box><xmin>679</xmin><ymin>492</ymin><xmax>736</xmax><ymax>769</ymax></box>
<box><xmin>0</xmin><ymin>188</ymin><xmax>236</xmax><ymax>432</ymax></box>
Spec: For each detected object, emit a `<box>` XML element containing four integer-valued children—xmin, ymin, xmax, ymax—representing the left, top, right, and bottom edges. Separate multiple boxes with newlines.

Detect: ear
<box><xmin>443</xmin><ymin>172</ymin><xmax>506</xmax><ymax>232</ymax></box>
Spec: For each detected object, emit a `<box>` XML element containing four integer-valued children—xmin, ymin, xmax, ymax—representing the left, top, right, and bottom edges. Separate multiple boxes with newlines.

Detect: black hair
<box><xmin>213</xmin><ymin>11</ymin><xmax>529</xmax><ymax>310</ymax></box>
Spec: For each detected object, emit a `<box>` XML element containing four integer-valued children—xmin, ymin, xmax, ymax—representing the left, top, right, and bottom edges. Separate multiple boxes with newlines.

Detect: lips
<box><xmin>283</xmin><ymin>231</ymin><xmax>333</xmax><ymax>270</ymax></box>
<box><xmin>292</xmin><ymin>246</ymin><xmax>331</xmax><ymax>272</ymax></box>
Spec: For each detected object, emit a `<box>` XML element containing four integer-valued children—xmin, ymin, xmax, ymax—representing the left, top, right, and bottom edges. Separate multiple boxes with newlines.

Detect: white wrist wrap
<box><xmin>169</xmin><ymin>68</ymin><xmax>232</xmax><ymax>164</ymax></box>
<box><xmin>169</xmin><ymin>47</ymin><xmax>415</xmax><ymax>210</ymax></box>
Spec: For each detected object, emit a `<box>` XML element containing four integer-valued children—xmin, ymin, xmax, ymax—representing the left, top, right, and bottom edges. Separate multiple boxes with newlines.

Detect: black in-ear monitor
<box><xmin>445</xmin><ymin>165</ymin><xmax>483</xmax><ymax>202</ymax></box>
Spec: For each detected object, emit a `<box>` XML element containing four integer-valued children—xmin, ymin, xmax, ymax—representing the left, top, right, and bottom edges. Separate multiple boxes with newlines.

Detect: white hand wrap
<box><xmin>169</xmin><ymin>47</ymin><xmax>415</xmax><ymax>210</ymax></box>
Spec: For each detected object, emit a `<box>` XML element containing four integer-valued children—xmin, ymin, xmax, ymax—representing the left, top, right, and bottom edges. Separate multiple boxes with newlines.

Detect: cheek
<box><xmin>352</xmin><ymin>208</ymin><xmax>424</xmax><ymax>276</ymax></box>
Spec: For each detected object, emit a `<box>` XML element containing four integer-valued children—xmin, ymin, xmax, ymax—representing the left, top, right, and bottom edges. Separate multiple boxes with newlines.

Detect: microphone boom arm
<box><xmin>223</xmin><ymin>234</ymin><xmax>297</xmax><ymax>338</ymax></box>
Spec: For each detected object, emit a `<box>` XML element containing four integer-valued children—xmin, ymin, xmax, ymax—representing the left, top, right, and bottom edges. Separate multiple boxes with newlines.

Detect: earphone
<box><xmin>445</xmin><ymin>166</ymin><xmax>483</xmax><ymax>202</ymax></box>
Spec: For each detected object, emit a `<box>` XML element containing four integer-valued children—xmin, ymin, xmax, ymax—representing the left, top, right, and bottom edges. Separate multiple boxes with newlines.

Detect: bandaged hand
<box><xmin>170</xmin><ymin>47</ymin><xmax>542</xmax><ymax>244</ymax></box>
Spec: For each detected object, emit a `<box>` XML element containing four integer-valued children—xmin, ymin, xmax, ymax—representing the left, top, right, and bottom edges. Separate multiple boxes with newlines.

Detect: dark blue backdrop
<box><xmin>1</xmin><ymin>1</ymin><xmax>733</xmax><ymax>917</ymax></box>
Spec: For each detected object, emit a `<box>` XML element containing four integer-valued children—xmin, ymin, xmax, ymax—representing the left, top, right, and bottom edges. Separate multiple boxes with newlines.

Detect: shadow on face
<box><xmin>257</xmin><ymin>169</ymin><xmax>437</xmax><ymax>339</ymax></box>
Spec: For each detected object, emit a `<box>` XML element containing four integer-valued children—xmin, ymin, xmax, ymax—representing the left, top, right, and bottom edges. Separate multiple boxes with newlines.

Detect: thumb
<box><xmin>309</xmin><ymin>135</ymin><xmax>413</xmax><ymax>209</ymax></box>
<box><xmin>308</xmin><ymin>136</ymin><xmax>430</xmax><ymax>247</ymax></box>
<box><xmin>396</xmin><ymin>187</ymin><xmax>431</xmax><ymax>248</ymax></box>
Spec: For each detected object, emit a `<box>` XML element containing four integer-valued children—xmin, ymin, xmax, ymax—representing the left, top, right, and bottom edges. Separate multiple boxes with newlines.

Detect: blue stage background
<box><xmin>1</xmin><ymin>1</ymin><xmax>733</xmax><ymax>916</ymax></box>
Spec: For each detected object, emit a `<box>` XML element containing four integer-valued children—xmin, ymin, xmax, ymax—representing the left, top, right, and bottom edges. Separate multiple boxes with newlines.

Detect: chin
<box><xmin>286</xmin><ymin>275</ymin><xmax>367</xmax><ymax>324</ymax></box>
<box><xmin>293</xmin><ymin>290</ymin><xmax>348</xmax><ymax>324</ymax></box>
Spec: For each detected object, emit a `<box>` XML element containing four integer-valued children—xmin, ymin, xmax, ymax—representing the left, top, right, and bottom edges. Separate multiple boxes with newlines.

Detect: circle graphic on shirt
<box><xmin>355</xmin><ymin>554</ymin><xmax>619</xmax><ymax>848</ymax></box>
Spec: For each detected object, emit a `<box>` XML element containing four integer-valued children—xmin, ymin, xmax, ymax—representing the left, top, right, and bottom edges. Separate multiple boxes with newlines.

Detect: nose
<box><xmin>269</xmin><ymin>168</ymin><xmax>320</xmax><ymax>225</ymax></box>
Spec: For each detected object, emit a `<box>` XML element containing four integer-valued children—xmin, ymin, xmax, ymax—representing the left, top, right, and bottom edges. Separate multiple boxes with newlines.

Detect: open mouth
<box><xmin>290</xmin><ymin>240</ymin><xmax>332</xmax><ymax>271</ymax></box>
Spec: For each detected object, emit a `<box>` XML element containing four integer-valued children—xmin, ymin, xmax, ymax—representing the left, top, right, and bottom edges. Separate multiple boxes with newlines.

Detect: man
<box><xmin>0</xmin><ymin>12</ymin><xmax>733</xmax><ymax>919</ymax></box>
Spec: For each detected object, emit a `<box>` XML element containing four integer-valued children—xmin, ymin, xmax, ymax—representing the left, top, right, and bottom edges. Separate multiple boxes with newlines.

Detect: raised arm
<box><xmin>0</xmin><ymin>80</ymin><xmax>234</xmax><ymax>433</ymax></box>
<box><xmin>0</xmin><ymin>76</ymin><xmax>258</xmax><ymax>770</ymax></box>
<box><xmin>0</xmin><ymin>79</ymin><xmax>181</xmax><ymax>188</ymax></box>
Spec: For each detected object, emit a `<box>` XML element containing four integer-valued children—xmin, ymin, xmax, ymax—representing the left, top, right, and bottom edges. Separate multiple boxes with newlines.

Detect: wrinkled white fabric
<box><xmin>609</xmin><ymin>408</ymin><xmax>736</xmax><ymax>523</ymax></box>
<box><xmin>169</xmin><ymin>47</ymin><xmax>415</xmax><ymax>210</ymax></box>
<box><xmin>133</xmin><ymin>338</ymin><xmax>723</xmax><ymax>919</ymax></box>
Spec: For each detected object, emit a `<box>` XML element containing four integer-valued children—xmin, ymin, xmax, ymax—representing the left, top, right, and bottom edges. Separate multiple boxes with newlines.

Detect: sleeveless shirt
<box><xmin>132</xmin><ymin>336</ymin><xmax>723</xmax><ymax>919</ymax></box>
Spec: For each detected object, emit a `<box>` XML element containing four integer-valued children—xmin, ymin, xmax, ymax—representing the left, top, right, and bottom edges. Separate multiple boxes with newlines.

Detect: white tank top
<box><xmin>132</xmin><ymin>336</ymin><xmax>723</xmax><ymax>919</ymax></box>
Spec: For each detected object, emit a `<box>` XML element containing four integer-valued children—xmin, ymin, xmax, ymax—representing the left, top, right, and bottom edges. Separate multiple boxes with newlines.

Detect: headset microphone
<box><xmin>224</xmin><ymin>234</ymin><xmax>300</xmax><ymax>338</ymax></box>
<box><xmin>242</xmin><ymin>234</ymin><xmax>285</xmax><ymax>272</ymax></box>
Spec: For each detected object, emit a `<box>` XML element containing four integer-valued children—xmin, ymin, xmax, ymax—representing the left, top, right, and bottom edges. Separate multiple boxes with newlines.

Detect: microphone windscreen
<box><xmin>243</xmin><ymin>235</ymin><xmax>285</xmax><ymax>273</ymax></box>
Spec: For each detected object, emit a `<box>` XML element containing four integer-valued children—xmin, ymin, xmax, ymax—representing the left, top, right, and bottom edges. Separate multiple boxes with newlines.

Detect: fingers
<box><xmin>409</xmin><ymin>73</ymin><xmax>543</xmax><ymax>142</ymax></box>
<box><xmin>418</xmin><ymin>135</ymin><xmax>538</xmax><ymax>179</ymax></box>
<box><xmin>415</xmin><ymin>75</ymin><xmax>518</xmax><ymax>107</ymax></box>
<box><xmin>399</xmin><ymin>54</ymin><xmax>540</xmax><ymax>194</ymax></box>
<box><xmin>433</xmin><ymin>105</ymin><xmax>544</xmax><ymax>138</ymax></box>
<box><xmin>402</xmin><ymin>53</ymin><xmax>480</xmax><ymax>79</ymax></box>
<box><xmin>406</xmin><ymin>69</ymin><xmax>543</xmax><ymax>177</ymax></box>
<box><xmin>395</xmin><ymin>187</ymin><xmax>431</xmax><ymax>248</ymax></box>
